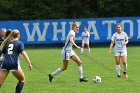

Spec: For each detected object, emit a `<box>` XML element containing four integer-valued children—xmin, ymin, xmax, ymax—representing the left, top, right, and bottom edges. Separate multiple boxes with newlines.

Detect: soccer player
<box><xmin>109</xmin><ymin>23</ymin><xmax>129</xmax><ymax>78</ymax></box>
<box><xmin>0</xmin><ymin>29</ymin><xmax>32</xmax><ymax>93</ymax></box>
<box><xmin>49</xmin><ymin>21</ymin><xmax>88</xmax><ymax>82</ymax></box>
<box><xmin>80</xmin><ymin>26</ymin><xmax>90</xmax><ymax>55</ymax></box>
<box><xmin>0</xmin><ymin>28</ymin><xmax>6</xmax><ymax>44</ymax></box>
<box><xmin>0</xmin><ymin>28</ymin><xmax>6</xmax><ymax>63</ymax></box>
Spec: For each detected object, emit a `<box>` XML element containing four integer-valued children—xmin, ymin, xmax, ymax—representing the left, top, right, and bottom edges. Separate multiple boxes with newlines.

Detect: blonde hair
<box><xmin>72</xmin><ymin>21</ymin><xmax>79</xmax><ymax>28</ymax></box>
<box><xmin>13</xmin><ymin>29</ymin><xmax>20</xmax><ymax>38</ymax></box>
<box><xmin>116</xmin><ymin>23</ymin><xmax>122</xmax><ymax>27</ymax></box>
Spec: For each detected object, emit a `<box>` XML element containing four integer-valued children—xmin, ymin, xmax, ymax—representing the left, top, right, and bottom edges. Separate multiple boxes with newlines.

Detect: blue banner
<box><xmin>0</xmin><ymin>17</ymin><xmax>140</xmax><ymax>44</ymax></box>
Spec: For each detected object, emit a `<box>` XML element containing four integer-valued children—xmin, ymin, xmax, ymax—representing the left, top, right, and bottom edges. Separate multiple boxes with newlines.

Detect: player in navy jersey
<box><xmin>0</xmin><ymin>29</ymin><xmax>32</xmax><ymax>93</ymax></box>
<box><xmin>0</xmin><ymin>28</ymin><xmax>6</xmax><ymax>65</ymax></box>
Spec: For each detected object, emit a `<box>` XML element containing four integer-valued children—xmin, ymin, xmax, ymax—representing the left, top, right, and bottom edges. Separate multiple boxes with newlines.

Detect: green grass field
<box><xmin>0</xmin><ymin>46</ymin><xmax>140</xmax><ymax>93</ymax></box>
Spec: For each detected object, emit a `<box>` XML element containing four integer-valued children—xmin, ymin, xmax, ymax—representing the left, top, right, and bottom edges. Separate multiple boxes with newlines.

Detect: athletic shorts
<box><xmin>61</xmin><ymin>49</ymin><xmax>75</xmax><ymax>60</ymax></box>
<box><xmin>114</xmin><ymin>51</ymin><xmax>127</xmax><ymax>56</ymax></box>
<box><xmin>82</xmin><ymin>39</ymin><xmax>89</xmax><ymax>44</ymax></box>
<box><xmin>0</xmin><ymin>61</ymin><xmax>21</xmax><ymax>72</ymax></box>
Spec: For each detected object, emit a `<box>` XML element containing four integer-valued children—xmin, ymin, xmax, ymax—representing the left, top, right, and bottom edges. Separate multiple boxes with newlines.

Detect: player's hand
<box><xmin>124</xmin><ymin>42</ymin><xmax>127</xmax><ymax>45</ymax></box>
<box><xmin>29</xmin><ymin>64</ymin><xmax>32</xmax><ymax>70</ymax></box>
<box><xmin>77</xmin><ymin>46</ymin><xmax>81</xmax><ymax>50</ymax></box>
<box><xmin>109</xmin><ymin>49</ymin><xmax>112</xmax><ymax>54</ymax></box>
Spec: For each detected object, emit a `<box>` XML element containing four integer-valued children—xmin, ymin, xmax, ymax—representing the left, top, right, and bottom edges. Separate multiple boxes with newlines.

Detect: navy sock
<box><xmin>15</xmin><ymin>81</ymin><xmax>24</xmax><ymax>93</ymax></box>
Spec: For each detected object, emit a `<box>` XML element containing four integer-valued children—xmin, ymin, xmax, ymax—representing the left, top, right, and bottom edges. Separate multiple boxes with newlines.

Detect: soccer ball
<box><xmin>93</xmin><ymin>76</ymin><xmax>101</xmax><ymax>83</ymax></box>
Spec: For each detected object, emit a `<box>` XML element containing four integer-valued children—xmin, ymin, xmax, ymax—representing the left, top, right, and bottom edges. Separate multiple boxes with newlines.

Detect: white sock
<box><xmin>88</xmin><ymin>48</ymin><xmax>90</xmax><ymax>55</ymax></box>
<box><xmin>78</xmin><ymin>65</ymin><xmax>83</xmax><ymax>78</ymax></box>
<box><xmin>80</xmin><ymin>48</ymin><xmax>83</xmax><ymax>54</ymax></box>
<box><xmin>116</xmin><ymin>65</ymin><xmax>120</xmax><ymax>76</ymax></box>
<box><xmin>123</xmin><ymin>64</ymin><xmax>127</xmax><ymax>73</ymax></box>
<box><xmin>51</xmin><ymin>68</ymin><xmax>62</xmax><ymax>77</ymax></box>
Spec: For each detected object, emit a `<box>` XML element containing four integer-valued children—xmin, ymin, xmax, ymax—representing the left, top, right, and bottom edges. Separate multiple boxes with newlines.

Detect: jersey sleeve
<box><xmin>88</xmin><ymin>31</ymin><xmax>90</xmax><ymax>36</ymax></box>
<box><xmin>111</xmin><ymin>33</ymin><xmax>116</xmax><ymax>41</ymax></box>
<box><xmin>124</xmin><ymin>32</ymin><xmax>129</xmax><ymax>41</ymax></box>
<box><xmin>19</xmin><ymin>41</ymin><xmax>24</xmax><ymax>53</ymax></box>
<box><xmin>69</xmin><ymin>30</ymin><xmax>75</xmax><ymax>37</ymax></box>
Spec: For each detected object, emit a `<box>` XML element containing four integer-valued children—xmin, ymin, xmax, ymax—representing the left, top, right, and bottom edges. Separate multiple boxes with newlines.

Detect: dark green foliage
<box><xmin>0</xmin><ymin>0</ymin><xmax>140</xmax><ymax>20</ymax></box>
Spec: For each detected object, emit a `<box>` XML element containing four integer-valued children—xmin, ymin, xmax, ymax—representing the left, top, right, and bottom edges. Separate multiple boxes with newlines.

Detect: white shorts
<box><xmin>61</xmin><ymin>49</ymin><xmax>75</xmax><ymax>60</ymax></box>
<box><xmin>82</xmin><ymin>39</ymin><xmax>89</xmax><ymax>44</ymax></box>
<box><xmin>114</xmin><ymin>51</ymin><xmax>127</xmax><ymax>56</ymax></box>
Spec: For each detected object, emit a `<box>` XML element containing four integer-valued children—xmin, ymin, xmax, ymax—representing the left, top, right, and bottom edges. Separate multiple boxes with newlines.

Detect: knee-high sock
<box><xmin>78</xmin><ymin>65</ymin><xmax>83</xmax><ymax>78</ymax></box>
<box><xmin>116</xmin><ymin>65</ymin><xmax>120</xmax><ymax>76</ymax></box>
<box><xmin>123</xmin><ymin>64</ymin><xmax>127</xmax><ymax>73</ymax></box>
<box><xmin>80</xmin><ymin>48</ymin><xmax>83</xmax><ymax>54</ymax></box>
<box><xmin>15</xmin><ymin>81</ymin><xmax>24</xmax><ymax>93</ymax></box>
<box><xmin>88</xmin><ymin>48</ymin><xmax>90</xmax><ymax>55</ymax></box>
<box><xmin>51</xmin><ymin>68</ymin><xmax>62</xmax><ymax>77</ymax></box>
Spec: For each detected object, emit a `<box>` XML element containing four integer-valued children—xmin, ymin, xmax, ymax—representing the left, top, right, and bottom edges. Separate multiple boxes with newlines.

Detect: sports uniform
<box><xmin>111</xmin><ymin>31</ymin><xmax>129</xmax><ymax>56</ymax></box>
<box><xmin>1</xmin><ymin>40</ymin><xmax>24</xmax><ymax>71</ymax></box>
<box><xmin>62</xmin><ymin>30</ymin><xmax>76</xmax><ymax>60</ymax></box>
<box><xmin>81</xmin><ymin>31</ymin><xmax>90</xmax><ymax>44</ymax></box>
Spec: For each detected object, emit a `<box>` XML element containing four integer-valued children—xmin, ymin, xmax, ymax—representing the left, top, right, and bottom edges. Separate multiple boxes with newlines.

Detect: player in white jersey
<box><xmin>48</xmin><ymin>21</ymin><xmax>88</xmax><ymax>82</ymax></box>
<box><xmin>80</xmin><ymin>26</ymin><xmax>90</xmax><ymax>55</ymax></box>
<box><xmin>109</xmin><ymin>24</ymin><xmax>129</xmax><ymax>78</ymax></box>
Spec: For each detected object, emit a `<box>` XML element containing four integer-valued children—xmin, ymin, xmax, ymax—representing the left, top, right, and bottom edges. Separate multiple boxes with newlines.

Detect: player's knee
<box><xmin>78</xmin><ymin>60</ymin><xmax>82</xmax><ymax>66</ymax></box>
<box><xmin>19</xmin><ymin>77</ymin><xmax>25</xmax><ymax>83</ymax></box>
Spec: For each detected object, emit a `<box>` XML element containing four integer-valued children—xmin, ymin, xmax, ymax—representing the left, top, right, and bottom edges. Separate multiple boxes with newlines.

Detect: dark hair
<box><xmin>5</xmin><ymin>29</ymin><xmax>12</xmax><ymax>38</ymax></box>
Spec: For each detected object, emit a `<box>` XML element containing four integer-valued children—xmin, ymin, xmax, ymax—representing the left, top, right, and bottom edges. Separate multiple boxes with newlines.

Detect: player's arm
<box><xmin>21</xmin><ymin>51</ymin><xmax>32</xmax><ymax>70</ymax></box>
<box><xmin>109</xmin><ymin>41</ymin><xmax>115</xmax><ymax>53</ymax></box>
<box><xmin>81</xmin><ymin>33</ymin><xmax>84</xmax><ymax>39</ymax></box>
<box><xmin>87</xmin><ymin>36</ymin><xmax>90</xmax><ymax>41</ymax></box>
<box><xmin>70</xmin><ymin>35</ymin><xmax>81</xmax><ymax>50</ymax></box>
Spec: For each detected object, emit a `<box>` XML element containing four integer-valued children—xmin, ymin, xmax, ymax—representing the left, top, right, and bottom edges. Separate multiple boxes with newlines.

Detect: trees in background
<box><xmin>0</xmin><ymin>0</ymin><xmax>140</xmax><ymax>20</ymax></box>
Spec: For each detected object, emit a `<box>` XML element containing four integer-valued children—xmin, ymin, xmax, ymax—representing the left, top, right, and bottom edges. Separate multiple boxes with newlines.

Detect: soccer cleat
<box><xmin>117</xmin><ymin>75</ymin><xmax>121</xmax><ymax>78</ymax></box>
<box><xmin>48</xmin><ymin>74</ymin><xmax>53</xmax><ymax>82</ymax></box>
<box><xmin>79</xmin><ymin>77</ymin><xmax>88</xmax><ymax>82</ymax></box>
<box><xmin>123</xmin><ymin>74</ymin><xmax>128</xmax><ymax>78</ymax></box>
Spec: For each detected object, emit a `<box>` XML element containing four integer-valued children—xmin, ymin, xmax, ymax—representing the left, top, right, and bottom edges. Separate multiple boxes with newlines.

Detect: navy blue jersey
<box><xmin>1</xmin><ymin>40</ymin><xmax>24</xmax><ymax>70</ymax></box>
<box><xmin>0</xmin><ymin>36</ymin><xmax>4</xmax><ymax>45</ymax></box>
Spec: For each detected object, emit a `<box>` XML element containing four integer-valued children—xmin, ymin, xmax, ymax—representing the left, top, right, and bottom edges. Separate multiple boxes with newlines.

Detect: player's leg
<box><xmin>70</xmin><ymin>51</ymin><xmax>87</xmax><ymax>82</ymax></box>
<box><xmin>49</xmin><ymin>50</ymin><xmax>69</xmax><ymax>82</ymax></box>
<box><xmin>121</xmin><ymin>55</ymin><xmax>128</xmax><ymax>78</ymax></box>
<box><xmin>80</xmin><ymin>43</ymin><xmax>84</xmax><ymax>54</ymax></box>
<box><xmin>49</xmin><ymin>60</ymin><xmax>68</xmax><ymax>82</ymax></box>
<box><xmin>0</xmin><ymin>70</ymin><xmax>9</xmax><ymax>87</ymax></box>
<box><xmin>86</xmin><ymin>44</ymin><xmax>90</xmax><ymax>55</ymax></box>
<box><xmin>115</xmin><ymin>56</ymin><xmax>121</xmax><ymax>77</ymax></box>
<box><xmin>12</xmin><ymin>69</ymin><xmax>25</xmax><ymax>93</ymax></box>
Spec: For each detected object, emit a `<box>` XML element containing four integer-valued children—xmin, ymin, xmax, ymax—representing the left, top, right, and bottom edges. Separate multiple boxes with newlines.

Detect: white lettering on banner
<box><xmin>121</xmin><ymin>20</ymin><xmax>133</xmax><ymax>39</ymax></box>
<box><xmin>23</xmin><ymin>22</ymin><xmax>50</xmax><ymax>41</ymax></box>
<box><xmin>88</xmin><ymin>21</ymin><xmax>100</xmax><ymax>40</ymax></box>
<box><xmin>137</xmin><ymin>20</ymin><xmax>140</xmax><ymax>39</ymax></box>
<box><xmin>52</xmin><ymin>22</ymin><xmax>66</xmax><ymax>41</ymax></box>
<box><xmin>102</xmin><ymin>20</ymin><xmax>116</xmax><ymax>39</ymax></box>
<box><xmin>22</xmin><ymin>18</ymin><xmax>140</xmax><ymax>43</ymax></box>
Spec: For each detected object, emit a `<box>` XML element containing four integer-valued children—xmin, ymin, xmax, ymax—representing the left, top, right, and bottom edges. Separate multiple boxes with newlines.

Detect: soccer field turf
<box><xmin>0</xmin><ymin>47</ymin><xmax>140</xmax><ymax>93</ymax></box>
